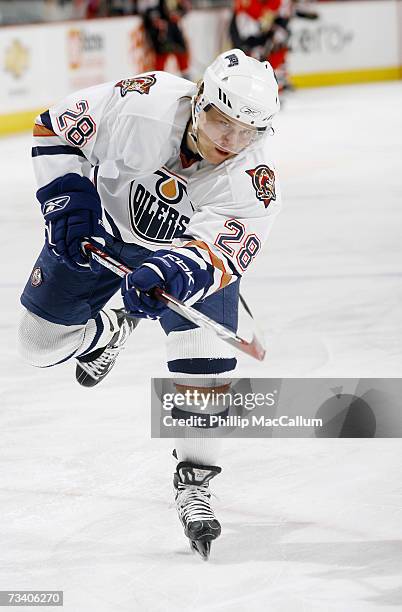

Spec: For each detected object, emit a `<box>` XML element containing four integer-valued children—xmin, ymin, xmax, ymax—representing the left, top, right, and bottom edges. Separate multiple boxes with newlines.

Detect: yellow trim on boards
<box><xmin>1</xmin><ymin>66</ymin><xmax>402</xmax><ymax>136</ymax></box>
<box><xmin>291</xmin><ymin>66</ymin><xmax>402</xmax><ymax>88</ymax></box>
<box><xmin>0</xmin><ymin>108</ymin><xmax>45</xmax><ymax>137</ymax></box>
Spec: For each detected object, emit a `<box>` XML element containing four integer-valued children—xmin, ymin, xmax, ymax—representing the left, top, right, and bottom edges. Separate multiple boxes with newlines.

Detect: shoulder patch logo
<box><xmin>246</xmin><ymin>164</ymin><xmax>276</xmax><ymax>209</ymax></box>
<box><xmin>31</xmin><ymin>267</ymin><xmax>43</xmax><ymax>287</ymax></box>
<box><xmin>115</xmin><ymin>75</ymin><xmax>156</xmax><ymax>97</ymax></box>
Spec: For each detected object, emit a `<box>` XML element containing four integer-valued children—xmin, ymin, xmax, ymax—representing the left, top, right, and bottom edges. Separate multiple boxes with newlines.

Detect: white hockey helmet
<box><xmin>192</xmin><ymin>49</ymin><xmax>280</xmax><ymax>155</ymax></box>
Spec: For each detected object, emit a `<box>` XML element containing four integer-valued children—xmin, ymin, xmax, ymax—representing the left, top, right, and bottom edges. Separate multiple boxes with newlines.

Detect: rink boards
<box><xmin>1</xmin><ymin>1</ymin><xmax>402</xmax><ymax>135</ymax></box>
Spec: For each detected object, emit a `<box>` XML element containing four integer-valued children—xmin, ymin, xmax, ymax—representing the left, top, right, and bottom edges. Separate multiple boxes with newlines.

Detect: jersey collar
<box><xmin>180</xmin><ymin>121</ymin><xmax>202</xmax><ymax>169</ymax></box>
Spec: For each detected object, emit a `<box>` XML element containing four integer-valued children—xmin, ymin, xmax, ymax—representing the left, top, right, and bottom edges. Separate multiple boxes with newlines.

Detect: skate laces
<box><xmin>78</xmin><ymin>319</ymin><xmax>131</xmax><ymax>379</ymax></box>
<box><xmin>177</xmin><ymin>482</ymin><xmax>216</xmax><ymax>523</ymax></box>
<box><xmin>79</xmin><ymin>344</ymin><xmax>122</xmax><ymax>378</ymax></box>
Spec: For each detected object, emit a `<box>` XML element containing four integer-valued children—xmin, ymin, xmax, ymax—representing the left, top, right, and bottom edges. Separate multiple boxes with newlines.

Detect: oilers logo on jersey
<box><xmin>128</xmin><ymin>168</ymin><xmax>192</xmax><ymax>245</ymax></box>
<box><xmin>154</xmin><ymin>170</ymin><xmax>188</xmax><ymax>206</ymax></box>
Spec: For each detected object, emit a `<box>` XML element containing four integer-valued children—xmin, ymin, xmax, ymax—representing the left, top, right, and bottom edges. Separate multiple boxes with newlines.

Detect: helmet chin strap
<box><xmin>188</xmin><ymin>94</ymin><xmax>205</xmax><ymax>158</ymax></box>
<box><xmin>188</xmin><ymin>127</ymin><xmax>202</xmax><ymax>155</ymax></box>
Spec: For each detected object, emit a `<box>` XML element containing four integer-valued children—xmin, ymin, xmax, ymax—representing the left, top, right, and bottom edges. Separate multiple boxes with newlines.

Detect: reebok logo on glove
<box><xmin>163</xmin><ymin>253</ymin><xmax>195</xmax><ymax>289</ymax></box>
<box><xmin>42</xmin><ymin>195</ymin><xmax>71</xmax><ymax>216</ymax></box>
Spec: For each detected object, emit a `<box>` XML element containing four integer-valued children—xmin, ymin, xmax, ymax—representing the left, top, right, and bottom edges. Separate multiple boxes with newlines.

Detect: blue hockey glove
<box><xmin>37</xmin><ymin>173</ymin><xmax>106</xmax><ymax>273</ymax></box>
<box><xmin>122</xmin><ymin>250</ymin><xmax>210</xmax><ymax>319</ymax></box>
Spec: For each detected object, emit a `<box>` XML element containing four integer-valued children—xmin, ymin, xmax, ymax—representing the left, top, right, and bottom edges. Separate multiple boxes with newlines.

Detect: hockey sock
<box><xmin>18</xmin><ymin>308</ymin><xmax>121</xmax><ymax>368</ymax></box>
<box><xmin>172</xmin><ymin>377</ymin><xmax>232</xmax><ymax>466</ymax></box>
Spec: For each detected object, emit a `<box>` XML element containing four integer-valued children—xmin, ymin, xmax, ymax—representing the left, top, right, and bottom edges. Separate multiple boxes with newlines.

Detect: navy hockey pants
<box><xmin>20</xmin><ymin>235</ymin><xmax>239</xmax><ymax>374</ymax></box>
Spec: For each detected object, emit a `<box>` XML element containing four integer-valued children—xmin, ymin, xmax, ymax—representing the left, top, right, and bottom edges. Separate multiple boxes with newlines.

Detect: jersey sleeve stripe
<box><xmin>175</xmin><ymin>246</ymin><xmax>209</xmax><ymax>270</ymax></box>
<box><xmin>104</xmin><ymin>209</ymin><xmax>123</xmax><ymax>241</ymax></box>
<box><xmin>185</xmin><ymin>246</ymin><xmax>228</xmax><ymax>292</ymax></box>
<box><xmin>218</xmin><ymin>254</ymin><xmax>239</xmax><ymax>277</ymax></box>
<box><xmin>182</xmin><ymin>239</ymin><xmax>233</xmax><ymax>289</ymax></box>
<box><xmin>40</xmin><ymin>110</ymin><xmax>54</xmax><ymax>131</ymax></box>
<box><xmin>32</xmin><ymin>145</ymin><xmax>86</xmax><ymax>158</ymax></box>
<box><xmin>33</xmin><ymin>124</ymin><xmax>57</xmax><ymax>137</ymax></box>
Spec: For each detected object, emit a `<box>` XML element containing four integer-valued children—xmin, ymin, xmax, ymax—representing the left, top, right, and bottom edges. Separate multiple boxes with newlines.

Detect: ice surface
<box><xmin>1</xmin><ymin>82</ymin><xmax>402</xmax><ymax>611</ymax></box>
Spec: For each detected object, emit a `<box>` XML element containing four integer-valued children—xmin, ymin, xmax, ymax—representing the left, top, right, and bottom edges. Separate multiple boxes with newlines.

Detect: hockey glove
<box><xmin>122</xmin><ymin>250</ymin><xmax>210</xmax><ymax>319</ymax></box>
<box><xmin>37</xmin><ymin>173</ymin><xmax>106</xmax><ymax>273</ymax></box>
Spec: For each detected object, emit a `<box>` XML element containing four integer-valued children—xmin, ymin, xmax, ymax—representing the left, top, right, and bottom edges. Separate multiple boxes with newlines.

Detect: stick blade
<box><xmin>239</xmin><ymin>333</ymin><xmax>266</xmax><ymax>362</ymax></box>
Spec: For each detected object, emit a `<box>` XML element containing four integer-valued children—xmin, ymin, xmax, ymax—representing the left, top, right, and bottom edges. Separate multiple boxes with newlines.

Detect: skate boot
<box><xmin>174</xmin><ymin>461</ymin><xmax>222</xmax><ymax>561</ymax></box>
<box><xmin>76</xmin><ymin>308</ymin><xmax>138</xmax><ymax>387</ymax></box>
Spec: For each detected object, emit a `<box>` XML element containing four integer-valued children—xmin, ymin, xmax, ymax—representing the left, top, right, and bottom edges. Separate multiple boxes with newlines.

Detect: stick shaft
<box><xmin>82</xmin><ymin>241</ymin><xmax>266</xmax><ymax>361</ymax></box>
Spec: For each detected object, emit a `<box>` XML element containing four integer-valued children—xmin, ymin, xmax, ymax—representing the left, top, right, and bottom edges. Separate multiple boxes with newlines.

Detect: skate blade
<box><xmin>190</xmin><ymin>539</ymin><xmax>211</xmax><ymax>561</ymax></box>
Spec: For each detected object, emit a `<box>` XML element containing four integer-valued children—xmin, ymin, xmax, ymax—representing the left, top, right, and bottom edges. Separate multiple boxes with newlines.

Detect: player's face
<box><xmin>196</xmin><ymin>127</ymin><xmax>236</xmax><ymax>164</ymax></box>
<box><xmin>197</xmin><ymin>105</ymin><xmax>259</xmax><ymax>164</ymax></box>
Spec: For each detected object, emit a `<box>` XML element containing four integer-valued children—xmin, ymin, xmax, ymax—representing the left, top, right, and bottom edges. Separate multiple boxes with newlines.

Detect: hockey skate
<box><xmin>174</xmin><ymin>461</ymin><xmax>222</xmax><ymax>561</ymax></box>
<box><xmin>76</xmin><ymin>308</ymin><xmax>138</xmax><ymax>387</ymax></box>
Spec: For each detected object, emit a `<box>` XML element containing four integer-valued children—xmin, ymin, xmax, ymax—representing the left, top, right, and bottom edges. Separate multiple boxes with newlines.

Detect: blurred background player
<box><xmin>17</xmin><ymin>49</ymin><xmax>281</xmax><ymax>559</ymax></box>
<box><xmin>230</xmin><ymin>0</ymin><xmax>318</xmax><ymax>91</ymax></box>
<box><xmin>138</xmin><ymin>0</ymin><xmax>191</xmax><ymax>77</ymax></box>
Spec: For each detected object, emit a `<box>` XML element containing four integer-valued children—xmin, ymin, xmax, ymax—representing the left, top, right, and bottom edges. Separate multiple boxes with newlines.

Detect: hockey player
<box><xmin>230</xmin><ymin>0</ymin><xmax>281</xmax><ymax>62</ymax></box>
<box><xmin>18</xmin><ymin>49</ymin><xmax>280</xmax><ymax>559</ymax></box>
<box><xmin>139</xmin><ymin>0</ymin><xmax>191</xmax><ymax>77</ymax></box>
<box><xmin>231</xmin><ymin>0</ymin><xmax>318</xmax><ymax>91</ymax></box>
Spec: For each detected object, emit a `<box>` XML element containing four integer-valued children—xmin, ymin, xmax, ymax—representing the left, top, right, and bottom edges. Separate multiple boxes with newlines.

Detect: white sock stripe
<box><xmin>167</xmin><ymin>327</ymin><xmax>236</xmax><ymax>362</ymax></box>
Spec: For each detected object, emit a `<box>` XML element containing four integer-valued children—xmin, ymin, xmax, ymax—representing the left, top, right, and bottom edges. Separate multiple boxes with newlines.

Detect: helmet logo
<box><xmin>224</xmin><ymin>53</ymin><xmax>239</xmax><ymax>68</ymax></box>
<box><xmin>246</xmin><ymin>165</ymin><xmax>276</xmax><ymax>209</ymax></box>
<box><xmin>240</xmin><ymin>106</ymin><xmax>261</xmax><ymax>117</ymax></box>
<box><xmin>115</xmin><ymin>75</ymin><xmax>156</xmax><ymax>97</ymax></box>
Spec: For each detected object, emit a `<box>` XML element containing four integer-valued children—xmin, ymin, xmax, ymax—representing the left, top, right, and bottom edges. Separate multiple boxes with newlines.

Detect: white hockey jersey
<box><xmin>32</xmin><ymin>71</ymin><xmax>281</xmax><ymax>299</ymax></box>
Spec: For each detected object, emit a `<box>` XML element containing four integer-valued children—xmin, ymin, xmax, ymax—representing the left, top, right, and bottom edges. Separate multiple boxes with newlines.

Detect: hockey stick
<box><xmin>82</xmin><ymin>241</ymin><xmax>266</xmax><ymax>361</ymax></box>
